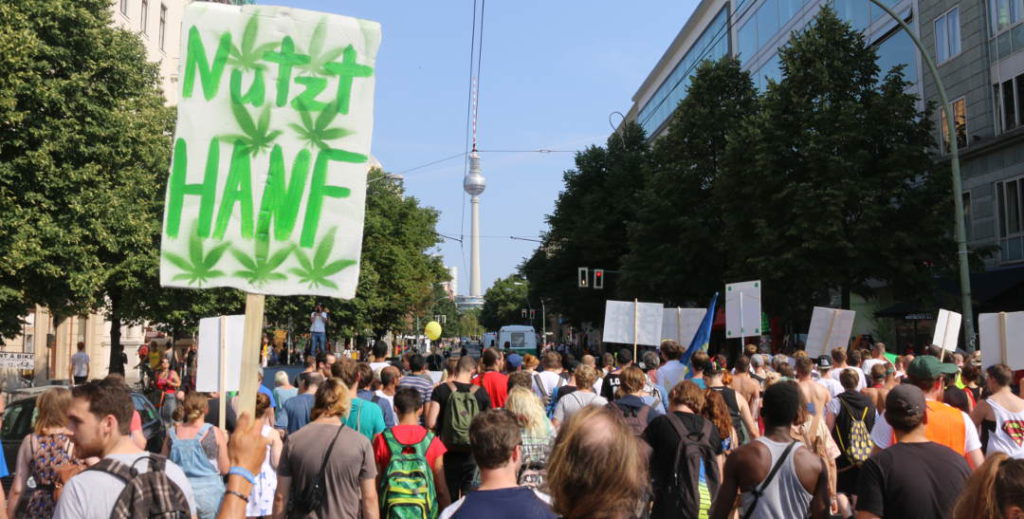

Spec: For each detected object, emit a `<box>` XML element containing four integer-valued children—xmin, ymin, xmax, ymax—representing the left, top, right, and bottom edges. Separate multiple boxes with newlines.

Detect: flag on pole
<box><xmin>681</xmin><ymin>292</ymin><xmax>719</xmax><ymax>368</ymax></box>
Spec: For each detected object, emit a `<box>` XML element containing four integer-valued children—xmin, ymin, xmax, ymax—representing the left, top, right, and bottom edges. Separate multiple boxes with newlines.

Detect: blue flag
<box><xmin>681</xmin><ymin>292</ymin><xmax>719</xmax><ymax>368</ymax></box>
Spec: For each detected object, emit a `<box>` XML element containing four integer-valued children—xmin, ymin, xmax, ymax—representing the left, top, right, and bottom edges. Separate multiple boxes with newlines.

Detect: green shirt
<box><xmin>342</xmin><ymin>398</ymin><xmax>386</xmax><ymax>440</ymax></box>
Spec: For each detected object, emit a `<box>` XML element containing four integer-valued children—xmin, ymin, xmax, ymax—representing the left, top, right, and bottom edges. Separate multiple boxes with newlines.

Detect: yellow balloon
<box><xmin>424</xmin><ymin>321</ymin><xmax>442</xmax><ymax>341</ymax></box>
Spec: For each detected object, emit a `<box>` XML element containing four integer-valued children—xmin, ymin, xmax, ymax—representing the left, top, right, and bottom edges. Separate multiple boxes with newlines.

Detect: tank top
<box><xmin>739</xmin><ymin>437</ymin><xmax>813</xmax><ymax>519</ymax></box>
<box><xmin>711</xmin><ymin>385</ymin><xmax>746</xmax><ymax>437</ymax></box>
<box><xmin>987</xmin><ymin>399</ymin><xmax>1024</xmax><ymax>459</ymax></box>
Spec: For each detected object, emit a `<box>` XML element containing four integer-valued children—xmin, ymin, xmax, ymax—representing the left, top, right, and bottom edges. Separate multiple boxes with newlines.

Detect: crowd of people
<box><xmin>2</xmin><ymin>338</ymin><xmax>1024</xmax><ymax>518</ymax></box>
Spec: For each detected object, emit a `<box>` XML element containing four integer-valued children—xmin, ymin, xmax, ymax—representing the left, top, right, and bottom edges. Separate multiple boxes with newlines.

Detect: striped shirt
<box><xmin>398</xmin><ymin>374</ymin><xmax>435</xmax><ymax>404</ymax></box>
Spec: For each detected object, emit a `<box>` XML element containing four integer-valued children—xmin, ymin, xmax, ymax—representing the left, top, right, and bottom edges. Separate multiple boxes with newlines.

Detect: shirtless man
<box><xmin>861</xmin><ymin>363</ymin><xmax>894</xmax><ymax>414</ymax></box>
<box><xmin>731</xmin><ymin>355</ymin><xmax>762</xmax><ymax>418</ymax></box>
<box><xmin>796</xmin><ymin>357</ymin><xmax>831</xmax><ymax>422</ymax></box>
<box><xmin>795</xmin><ymin>357</ymin><xmax>838</xmax><ymax>505</ymax></box>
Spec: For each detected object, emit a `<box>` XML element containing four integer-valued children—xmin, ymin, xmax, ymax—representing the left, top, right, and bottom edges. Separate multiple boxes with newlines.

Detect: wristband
<box><xmin>225</xmin><ymin>489</ymin><xmax>249</xmax><ymax>503</ymax></box>
<box><xmin>227</xmin><ymin>467</ymin><xmax>255</xmax><ymax>485</ymax></box>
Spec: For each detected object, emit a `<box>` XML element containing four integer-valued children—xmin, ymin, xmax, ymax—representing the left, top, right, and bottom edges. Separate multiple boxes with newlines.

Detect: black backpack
<box><xmin>89</xmin><ymin>455</ymin><xmax>190</xmax><ymax>519</ymax></box>
<box><xmin>652</xmin><ymin>414</ymin><xmax>720</xmax><ymax>519</ymax></box>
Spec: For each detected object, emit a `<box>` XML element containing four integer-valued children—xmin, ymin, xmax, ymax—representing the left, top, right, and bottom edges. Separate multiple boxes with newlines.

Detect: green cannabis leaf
<box><xmin>287</xmin><ymin>101</ymin><xmax>353</xmax><ymax>150</ymax></box>
<box><xmin>221</xmin><ymin>103</ymin><xmax>282</xmax><ymax>155</ymax></box>
<box><xmin>231</xmin><ymin>240</ymin><xmax>295</xmax><ymax>286</ymax></box>
<box><xmin>163</xmin><ymin>225</ymin><xmax>231</xmax><ymax>287</ymax></box>
<box><xmin>300</xmin><ymin>18</ymin><xmax>347</xmax><ymax>76</ymax></box>
<box><xmin>228</xmin><ymin>15</ymin><xmax>277</xmax><ymax>71</ymax></box>
<box><xmin>289</xmin><ymin>227</ymin><xmax>356</xmax><ymax>289</ymax></box>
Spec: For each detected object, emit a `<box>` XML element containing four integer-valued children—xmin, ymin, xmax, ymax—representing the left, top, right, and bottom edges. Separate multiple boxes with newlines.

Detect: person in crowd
<box><xmin>961</xmin><ymin>362</ymin><xmax>983</xmax><ymax>407</ymax></box>
<box><xmin>438</xmin><ymin>410</ymin><xmax>556</xmax><ymax>519</ymax></box>
<box><xmin>505</xmin><ymin>353</ymin><xmax>523</xmax><ymax>373</ymax></box>
<box><xmin>309</xmin><ymin>304</ymin><xmax>328</xmax><ymax>357</ymax></box>
<box><xmin>375</xmin><ymin>366</ymin><xmax>400</xmax><ymax>413</ymax></box>
<box><xmin>861</xmin><ymin>364</ymin><xmax>889</xmax><ymax>415</ymax></box>
<box><xmin>856</xmin><ymin>384</ymin><xmax>971</xmax><ymax>519</ymax></box>
<box><xmin>552</xmin><ymin>364</ymin><xmax>607</xmax><ymax>427</ymax></box>
<box><xmin>373</xmin><ymin>387</ymin><xmax>451</xmax><ymax>514</ymax></box>
<box><xmin>272</xmin><ymin>378</ymin><xmax>378</xmax><ymax>519</ymax></box>
<box><xmin>731</xmin><ymin>355</ymin><xmax>762</xmax><ymax>420</ymax></box>
<box><xmin>532</xmin><ymin>351</ymin><xmax>567</xmax><ymax>405</ymax></box>
<box><xmin>246</xmin><ymin>394</ymin><xmax>281</xmax><ymax>518</ymax></box>
<box><xmin>164</xmin><ymin>392</ymin><xmax>229</xmax><ymax>519</ymax></box>
<box><xmin>427</xmin><ymin>355</ymin><xmax>491</xmax><ymax>500</ymax></box>
<box><xmin>508</xmin><ymin>371</ymin><xmax>534</xmax><ymax>392</ymax></box>
<box><xmin>356</xmin><ymin>362</ymin><xmax>396</xmax><ymax>428</ymax></box>
<box><xmin>870</xmin><ymin>356</ymin><xmax>984</xmax><ymax>469</ymax></box>
<box><xmin>708</xmin><ymin>360</ymin><xmax>757</xmax><ymax>445</ymax></box>
<box><xmin>473</xmin><ymin>348</ymin><xmax>509</xmax><ymax>408</ymax></box>
<box><xmin>655</xmin><ymin>340</ymin><xmax>689</xmax><ymax>394</ymax></box>
<box><xmin>70</xmin><ymin>341</ymin><xmax>89</xmax><ymax>385</ymax></box>
<box><xmin>688</xmin><ymin>351</ymin><xmax>711</xmax><ymax>389</ymax></box>
<box><xmin>293</xmin><ymin>354</ymin><xmax>316</xmax><ymax>387</ymax></box>
<box><xmin>546</xmin><ymin>405</ymin><xmax>649</xmax><ymax>519</ymax></box>
<box><xmin>610</xmin><ymin>366</ymin><xmax>663</xmax><ymax>435</ymax></box>
<box><xmin>278</xmin><ymin>372</ymin><xmax>322</xmax><ymax>434</ymax></box>
<box><xmin>825</xmin><ymin>368</ymin><xmax>875</xmax><ymax>512</ymax></box>
<box><xmin>814</xmin><ymin>356</ymin><xmax>843</xmax><ymax>398</ymax></box>
<box><xmin>216</xmin><ymin>412</ymin><xmax>268</xmax><ymax>519</ymax></box>
<box><xmin>206</xmin><ymin>392</ymin><xmax>238</xmax><ymax>434</ymax></box>
<box><xmin>710</xmin><ymin>381</ymin><xmax>829</xmax><ymax>519</ymax></box>
<box><xmin>953</xmin><ymin>452</ymin><xmax>1024</xmax><ymax>519</ymax></box>
<box><xmin>522</xmin><ymin>354</ymin><xmax>540</xmax><ymax>373</ymax></box>
<box><xmin>827</xmin><ymin>348</ymin><xmax>866</xmax><ymax>391</ymax></box>
<box><xmin>315</xmin><ymin>351</ymin><xmax>337</xmax><ymax>379</ymax></box>
<box><xmin>504</xmin><ymin>387</ymin><xmax>554</xmax><ymax>489</ymax></box>
<box><xmin>54</xmin><ymin>378</ymin><xmax>197</xmax><ymax>518</ymax></box>
<box><xmin>369</xmin><ymin>342</ymin><xmax>390</xmax><ymax>377</ymax></box>
<box><xmin>972</xmin><ymin>363</ymin><xmax>1024</xmax><ymax>459</ymax></box>
<box><xmin>332</xmin><ymin>359</ymin><xmax>386</xmax><ymax>440</ymax></box>
<box><xmin>8</xmin><ymin>387</ymin><xmax>79</xmax><ymax>518</ymax></box>
<box><xmin>750</xmin><ymin>353</ymin><xmax>769</xmax><ymax>385</ymax></box>
<box><xmin>271</xmin><ymin>371</ymin><xmax>297</xmax><ymax>412</ymax></box>
<box><xmin>600</xmin><ymin>349</ymin><xmax>632</xmax><ymax>401</ymax></box>
<box><xmin>644</xmin><ymin>381</ymin><xmax>723</xmax><ymax>519</ymax></box>
<box><xmin>155</xmin><ymin>356</ymin><xmax>181</xmax><ymax>423</ymax></box>
<box><xmin>703</xmin><ymin>388</ymin><xmax>738</xmax><ymax>453</ymax></box>
<box><xmin>861</xmin><ymin>343</ymin><xmax>887</xmax><ymax>374</ymax></box>
<box><xmin>399</xmin><ymin>353</ymin><xmax>436</xmax><ymax>408</ymax></box>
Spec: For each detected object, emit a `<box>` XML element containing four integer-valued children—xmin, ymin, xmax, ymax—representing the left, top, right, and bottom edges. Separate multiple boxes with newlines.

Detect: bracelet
<box><xmin>225</xmin><ymin>489</ymin><xmax>249</xmax><ymax>503</ymax></box>
<box><xmin>227</xmin><ymin>466</ymin><xmax>255</xmax><ymax>485</ymax></box>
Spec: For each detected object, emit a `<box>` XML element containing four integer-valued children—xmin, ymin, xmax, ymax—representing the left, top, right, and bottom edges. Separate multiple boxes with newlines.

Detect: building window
<box><xmin>996</xmin><ymin>177</ymin><xmax>1024</xmax><ymax>262</ymax></box>
<box><xmin>140</xmin><ymin>0</ymin><xmax>148</xmax><ymax>34</ymax></box>
<box><xmin>940</xmin><ymin>97</ymin><xmax>967</xmax><ymax>151</ymax></box>
<box><xmin>991</xmin><ymin>0</ymin><xmax>1024</xmax><ymax>35</ymax></box>
<box><xmin>120</xmin><ymin>0</ymin><xmax>128</xmax><ymax>15</ymax></box>
<box><xmin>993</xmin><ymin>73</ymin><xmax>1024</xmax><ymax>133</ymax></box>
<box><xmin>875</xmin><ymin>27</ymin><xmax>918</xmax><ymax>84</ymax></box>
<box><xmin>159</xmin><ymin>4</ymin><xmax>167</xmax><ymax>50</ymax></box>
<box><xmin>935</xmin><ymin>8</ymin><xmax>961</xmax><ymax>63</ymax></box>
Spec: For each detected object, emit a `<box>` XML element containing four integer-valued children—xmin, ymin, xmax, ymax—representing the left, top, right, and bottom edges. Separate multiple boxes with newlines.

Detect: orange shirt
<box><xmin>894</xmin><ymin>400</ymin><xmax>966</xmax><ymax>455</ymax></box>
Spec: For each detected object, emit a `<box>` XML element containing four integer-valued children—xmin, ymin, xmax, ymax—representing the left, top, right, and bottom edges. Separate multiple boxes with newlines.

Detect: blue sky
<box><xmin>270</xmin><ymin>0</ymin><xmax>698</xmax><ymax>295</ymax></box>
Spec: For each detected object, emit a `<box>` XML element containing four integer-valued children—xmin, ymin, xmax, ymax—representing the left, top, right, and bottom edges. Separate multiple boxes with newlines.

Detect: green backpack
<box><xmin>380</xmin><ymin>429</ymin><xmax>438</xmax><ymax>519</ymax></box>
<box><xmin>440</xmin><ymin>382</ymin><xmax>480</xmax><ymax>450</ymax></box>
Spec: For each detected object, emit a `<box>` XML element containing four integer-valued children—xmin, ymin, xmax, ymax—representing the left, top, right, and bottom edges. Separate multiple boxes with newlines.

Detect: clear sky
<box><xmin>269</xmin><ymin>0</ymin><xmax>699</xmax><ymax>295</ymax></box>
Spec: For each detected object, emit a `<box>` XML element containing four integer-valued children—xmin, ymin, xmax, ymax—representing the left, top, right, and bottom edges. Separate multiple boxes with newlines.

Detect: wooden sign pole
<box><xmin>237</xmin><ymin>294</ymin><xmax>265</xmax><ymax>418</ymax></box>
<box><xmin>676</xmin><ymin>308</ymin><xmax>682</xmax><ymax>345</ymax></box>
<box><xmin>823</xmin><ymin>310</ymin><xmax>837</xmax><ymax>352</ymax></box>
<box><xmin>939</xmin><ymin>313</ymin><xmax>955</xmax><ymax>362</ymax></box>
<box><xmin>999</xmin><ymin>312</ymin><xmax>1008</xmax><ymax>364</ymax></box>
<box><xmin>218</xmin><ymin>315</ymin><xmax>227</xmax><ymax>431</ymax></box>
<box><xmin>633</xmin><ymin>299</ymin><xmax>639</xmax><ymax>363</ymax></box>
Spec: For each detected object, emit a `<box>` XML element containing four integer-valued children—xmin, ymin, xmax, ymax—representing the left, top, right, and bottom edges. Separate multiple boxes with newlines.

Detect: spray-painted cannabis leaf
<box><xmin>231</xmin><ymin>240</ymin><xmax>295</xmax><ymax>286</ymax></box>
<box><xmin>221</xmin><ymin>103</ymin><xmax>282</xmax><ymax>156</ymax></box>
<box><xmin>228</xmin><ymin>15</ymin><xmax>277</xmax><ymax>71</ymax></box>
<box><xmin>287</xmin><ymin>101</ymin><xmax>353</xmax><ymax>150</ymax></box>
<box><xmin>300</xmin><ymin>18</ymin><xmax>347</xmax><ymax>76</ymax></box>
<box><xmin>289</xmin><ymin>227</ymin><xmax>356</xmax><ymax>289</ymax></box>
<box><xmin>163</xmin><ymin>226</ymin><xmax>231</xmax><ymax>286</ymax></box>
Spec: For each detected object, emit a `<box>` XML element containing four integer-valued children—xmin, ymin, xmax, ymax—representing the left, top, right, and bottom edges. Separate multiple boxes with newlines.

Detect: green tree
<box><xmin>620</xmin><ymin>56</ymin><xmax>758</xmax><ymax>306</ymax></box>
<box><xmin>718</xmin><ymin>7</ymin><xmax>960</xmax><ymax>324</ymax></box>
<box><xmin>455</xmin><ymin>308</ymin><xmax>484</xmax><ymax>338</ymax></box>
<box><xmin>480</xmin><ymin>276</ymin><xmax>529</xmax><ymax>331</ymax></box>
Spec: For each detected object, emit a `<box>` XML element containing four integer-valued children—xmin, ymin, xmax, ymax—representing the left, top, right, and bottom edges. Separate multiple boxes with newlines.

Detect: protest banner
<box><xmin>981</xmin><ymin>311</ymin><xmax>1024</xmax><ymax>370</ymax></box>
<box><xmin>805</xmin><ymin>306</ymin><xmax>856</xmax><ymax>359</ymax></box>
<box><xmin>662</xmin><ymin>308</ymin><xmax>705</xmax><ymax>347</ymax></box>
<box><xmin>725</xmin><ymin>280</ymin><xmax>761</xmax><ymax>339</ymax></box>
<box><xmin>603</xmin><ymin>300</ymin><xmax>665</xmax><ymax>360</ymax></box>
<box><xmin>197</xmin><ymin>315</ymin><xmax>245</xmax><ymax>429</ymax></box>
<box><xmin>932</xmin><ymin>309</ymin><xmax>962</xmax><ymax>357</ymax></box>
<box><xmin>0</xmin><ymin>353</ymin><xmax>34</xmax><ymax>370</ymax></box>
<box><xmin>161</xmin><ymin>3</ymin><xmax>381</xmax><ymax>416</ymax></box>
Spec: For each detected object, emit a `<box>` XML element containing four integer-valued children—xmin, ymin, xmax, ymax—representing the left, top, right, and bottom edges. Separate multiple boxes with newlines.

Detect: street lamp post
<box><xmin>867</xmin><ymin>0</ymin><xmax>975</xmax><ymax>350</ymax></box>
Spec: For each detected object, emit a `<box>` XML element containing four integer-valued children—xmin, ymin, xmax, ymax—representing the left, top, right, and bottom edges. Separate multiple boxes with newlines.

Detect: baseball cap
<box><xmin>817</xmin><ymin>355</ymin><xmax>832</xmax><ymax>370</ymax></box>
<box><xmin>506</xmin><ymin>353</ymin><xmax>523</xmax><ymax>369</ymax></box>
<box><xmin>906</xmin><ymin>355</ymin><xmax>958</xmax><ymax>380</ymax></box>
<box><xmin>885</xmin><ymin>384</ymin><xmax>926</xmax><ymax>421</ymax></box>
<box><xmin>616</xmin><ymin>348</ymin><xmax>633</xmax><ymax>365</ymax></box>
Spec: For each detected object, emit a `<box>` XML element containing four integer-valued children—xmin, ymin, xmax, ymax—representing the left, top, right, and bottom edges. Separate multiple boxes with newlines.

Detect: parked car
<box><xmin>0</xmin><ymin>385</ymin><xmax>165</xmax><ymax>488</ymax></box>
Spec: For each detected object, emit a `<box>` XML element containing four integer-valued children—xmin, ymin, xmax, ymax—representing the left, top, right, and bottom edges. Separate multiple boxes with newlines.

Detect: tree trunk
<box><xmin>841</xmin><ymin>284</ymin><xmax>851</xmax><ymax>310</ymax></box>
<box><xmin>108</xmin><ymin>291</ymin><xmax>125</xmax><ymax>375</ymax></box>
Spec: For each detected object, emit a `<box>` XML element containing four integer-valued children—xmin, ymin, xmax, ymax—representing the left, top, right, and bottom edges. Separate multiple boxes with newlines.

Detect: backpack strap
<box><xmin>533</xmin><ymin>373</ymin><xmax>546</xmax><ymax>398</ymax></box>
<box><xmin>88</xmin><ymin>458</ymin><xmax>136</xmax><ymax>483</ymax></box>
<box><xmin>742</xmin><ymin>442</ymin><xmax>798</xmax><ymax>519</ymax></box>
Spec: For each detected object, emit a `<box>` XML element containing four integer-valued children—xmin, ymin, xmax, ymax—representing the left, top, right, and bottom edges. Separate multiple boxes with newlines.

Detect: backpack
<box><xmin>607</xmin><ymin>401</ymin><xmax>652</xmax><ymax>437</ymax></box>
<box><xmin>533</xmin><ymin>373</ymin><xmax>565</xmax><ymax>407</ymax></box>
<box><xmin>837</xmin><ymin>397</ymin><xmax>872</xmax><ymax>466</ymax></box>
<box><xmin>440</xmin><ymin>382</ymin><xmax>480</xmax><ymax>450</ymax></box>
<box><xmin>380</xmin><ymin>429</ymin><xmax>438</xmax><ymax>519</ymax></box>
<box><xmin>88</xmin><ymin>455</ymin><xmax>190</xmax><ymax>519</ymax></box>
<box><xmin>653</xmin><ymin>414</ymin><xmax>720</xmax><ymax>519</ymax></box>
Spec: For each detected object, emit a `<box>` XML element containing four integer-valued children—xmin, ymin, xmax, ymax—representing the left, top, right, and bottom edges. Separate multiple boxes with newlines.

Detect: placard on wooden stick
<box><xmin>603</xmin><ymin>300</ymin><xmax>664</xmax><ymax>349</ymax></box>
<box><xmin>725</xmin><ymin>280</ymin><xmax>761</xmax><ymax>339</ymax></box>
<box><xmin>981</xmin><ymin>311</ymin><xmax>1024</xmax><ymax>370</ymax></box>
<box><xmin>661</xmin><ymin>308</ymin><xmax>705</xmax><ymax>347</ymax></box>
<box><xmin>805</xmin><ymin>306</ymin><xmax>856</xmax><ymax>359</ymax></box>
<box><xmin>932</xmin><ymin>309</ymin><xmax>962</xmax><ymax>356</ymax></box>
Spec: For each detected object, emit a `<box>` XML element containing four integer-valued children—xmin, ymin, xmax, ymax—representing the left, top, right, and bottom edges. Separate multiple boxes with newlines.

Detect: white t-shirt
<box><xmin>817</xmin><ymin>377</ymin><xmax>844</xmax><ymax>398</ymax></box>
<box><xmin>53</xmin><ymin>452</ymin><xmax>197</xmax><ymax>519</ymax></box>
<box><xmin>861</xmin><ymin>358</ymin><xmax>886</xmax><ymax>375</ymax></box>
<box><xmin>374</xmin><ymin>390</ymin><xmax>395</xmax><ymax>413</ymax></box>
<box><xmin>553</xmin><ymin>391</ymin><xmax>607</xmax><ymax>423</ymax></box>
<box><xmin>310</xmin><ymin>312</ymin><xmax>327</xmax><ymax>333</ymax></box>
<box><xmin>827</xmin><ymin>366</ymin><xmax>866</xmax><ymax>391</ymax></box>
<box><xmin>532</xmin><ymin>371</ymin><xmax>565</xmax><ymax>400</ymax></box>
<box><xmin>369</xmin><ymin>361</ymin><xmax>390</xmax><ymax>378</ymax></box>
<box><xmin>71</xmin><ymin>351</ymin><xmax>90</xmax><ymax>377</ymax></box>
<box><xmin>869</xmin><ymin>400</ymin><xmax>981</xmax><ymax>453</ymax></box>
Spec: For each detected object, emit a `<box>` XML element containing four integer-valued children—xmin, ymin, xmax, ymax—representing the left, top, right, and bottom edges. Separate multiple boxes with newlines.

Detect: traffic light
<box><xmin>529</xmin><ymin>309</ymin><xmax>536</xmax><ymax>320</ymax></box>
<box><xmin>578</xmin><ymin>267</ymin><xmax>589</xmax><ymax>288</ymax></box>
<box><xmin>594</xmin><ymin>269</ymin><xmax>605</xmax><ymax>289</ymax></box>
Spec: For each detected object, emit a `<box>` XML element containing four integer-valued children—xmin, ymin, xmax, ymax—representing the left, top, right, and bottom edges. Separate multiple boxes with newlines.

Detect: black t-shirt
<box><xmin>601</xmin><ymin>372</ymin><xmax>622</xmax><ymax>400</ymax></box>
<box><xmin>943</xmin><ymin>386</ymin><xmax>971</xmax><ymax>414</ymax></box>
<box><xmin>856</xmin><ymin>442</ymin><xmax>970</xmax><ymax>519</ymax></box>
<box><xmin>450</xmin><ymin>486</ymin><xmax>557</xmax><ymax>519</ymax></box>
<box><xmin>644</xmin><ymin>412</ymin><xmax>723</xmax><ymax>479</ymax></box>
<box><xmin>431</xmin><ymin>381</ymin><xmax>491</xmax><ymax>443</ymax></box>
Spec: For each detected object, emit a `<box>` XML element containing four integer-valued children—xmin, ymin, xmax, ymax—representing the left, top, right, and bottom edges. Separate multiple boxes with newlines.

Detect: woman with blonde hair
<box><xmin>246</xmin><ymin>393</ymin><xmax>282</xmax><ymax>518</ymax></box>
<box><xmin>8</xmin><ymin>387</ymin><xmax>80</xmax><ymax>518</ymax></box>
<box><xmin>163</xmin><ymin>392</ymin><xmax>229</xmax><ymax>519</ymax></box>
<box><xmin>504</xmin><ymin>386</ymin><xmax>555</xmax><ymax>489</ymax></box>
<box><xmin>547</xmin><ymin>405</ymin><xmax>649</xmax><ymax>519</ymax></box>
<box><xmin>953</xmin><ymin>452</ymin><xmax>1024</xmax><ymax>519</ymax></box>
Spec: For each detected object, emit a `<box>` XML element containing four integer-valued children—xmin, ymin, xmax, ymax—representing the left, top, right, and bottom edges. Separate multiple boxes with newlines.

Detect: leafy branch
<box><xmin>221</xmin><ymin>103</ymin><xmax>281</xmax><ymax>155</ymax></box>
<box><xmin>288</xmin><ymin>101</ymin><xmax>352</xmax><ymax>150</ymax></box>
<box><xmin>163</xmin><ymin>226</ymin><xmax>231</xmax><ymax>287</ymax></box>
<box><xmin>289</xmin><ymin>227</ymin><xmax>356</xmax><ymax>289</ymax></box>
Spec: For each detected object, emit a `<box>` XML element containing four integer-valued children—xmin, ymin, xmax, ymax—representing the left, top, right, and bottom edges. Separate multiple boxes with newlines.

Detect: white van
<box><xmin>498</xmin><ymin>325</ymin><xmax>539</xmax><ymax>356</ymax></box>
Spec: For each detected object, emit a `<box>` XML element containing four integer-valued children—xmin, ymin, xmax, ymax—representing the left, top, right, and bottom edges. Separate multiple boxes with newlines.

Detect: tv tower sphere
<box><xmin>464</xmin><ymin>151</ymin><xmax>486</xmax><ymax>196</ymax></box>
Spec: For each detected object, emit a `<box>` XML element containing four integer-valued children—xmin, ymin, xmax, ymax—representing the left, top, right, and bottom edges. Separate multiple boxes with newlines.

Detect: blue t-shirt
<box><xmin>279</xmin><ymin>393</ymin><xmax>314</xmax><ymax>433</ymax></box>
<box><xmin>343</xmin><ymin>397</ymin><xmax>386</xmax><ymax>440</ymax></box>
<box><xmin>445</xmin><ymin>486</ymin><xmax>556</xmax><ymax>519</ymax></box>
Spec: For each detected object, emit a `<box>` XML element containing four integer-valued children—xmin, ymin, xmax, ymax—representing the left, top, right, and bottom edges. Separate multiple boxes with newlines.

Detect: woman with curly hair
<box><xmin>703</xmin><ymin>388</ymin><xmax>738</xmax><ymax>453</ymax></box>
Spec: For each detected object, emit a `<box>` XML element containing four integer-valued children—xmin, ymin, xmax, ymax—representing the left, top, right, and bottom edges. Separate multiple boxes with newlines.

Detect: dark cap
<box><xmin>616</xmin><ymin>348</ymin><xmax>633</xmax><ymax>364</ymax></box>
<box><xmin>907</xmin><ymin>355</ymin><xmax>958</xmax><ymax>380</ymax></box>
<box><xmin>885</xmin><ymin>384</ymin><xmax>926</xmax><ymax>421</ymax></box>
<box><xmin>817</xmin><ymin>355</ymin><xmax>832</xmax><ymax>369</ymax></box>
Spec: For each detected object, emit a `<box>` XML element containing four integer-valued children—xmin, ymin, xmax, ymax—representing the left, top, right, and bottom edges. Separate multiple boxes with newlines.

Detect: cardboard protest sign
<box><xmin>981</xmin><ymin>312</ymin><xmax>1024</xmax><ymax>370</ymax></box>
<box><xmin>603</xmin><ymin>300</ymin><xmax>665</xmax><ymax>347</ymax></box>
<box><xmin>805</xmin><ymin>306</ymin><xmax>856</xmax><ymax>359</ymax></box>
<box><xmin>661</xmin><ymin>308</ymin><xmax>705</xmax><ymax>347</ymax></box>
<box><xmin>932</xmin><ymin>309</ymin><xmax>962</xmax><ymax>352</ymax></box>
<box><xmin>161</xmin><ymin>3</ymin><xmax>382</xmax><ymax>299</ymax></box>
<box><xmin>196</xmin><ymin>315</ymin><xmax>245</xmax><ymax>392</ymax></box>
<box><xmin>725</xmin><ymin>280</ymin><xmax>761</xmax><ymax>339</ymax></box>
